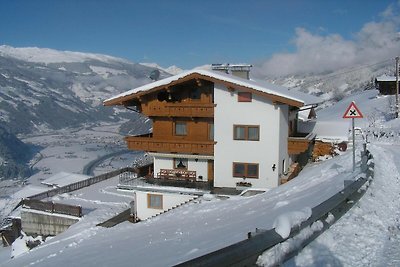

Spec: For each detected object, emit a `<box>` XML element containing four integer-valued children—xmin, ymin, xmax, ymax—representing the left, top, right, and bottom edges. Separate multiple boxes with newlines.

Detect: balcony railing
<box><xmin>143</xmin><ymin>103</ymin><xmax>215</xmax><ymax>117</ymax></box>
<box><xmin>157</xmin><ymin>169</ymin><xmax>196</xmax><ymax>181</ymax></box>
<box><xmin>125</xmin><ymin>136</ymin><xmax>214</xmax><ymax>155</ymax></box>
<box><xmin>288</xmin><ymin>132</ymin><xmax>316</xmax><ymax>155</ymax></box>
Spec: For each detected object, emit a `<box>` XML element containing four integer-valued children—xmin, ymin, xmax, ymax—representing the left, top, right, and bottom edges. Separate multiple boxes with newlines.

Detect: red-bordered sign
<box><xmin>343</xmin><ymin>101</ymin><xmax>363</xmax><ymax>119</ymax></box>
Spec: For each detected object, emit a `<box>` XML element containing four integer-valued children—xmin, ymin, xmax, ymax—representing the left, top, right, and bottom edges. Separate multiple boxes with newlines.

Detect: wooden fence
<box><xmin>22</xmin><ymin>199</ymin><xmax>82</xmax><ymax>218</ymax></box>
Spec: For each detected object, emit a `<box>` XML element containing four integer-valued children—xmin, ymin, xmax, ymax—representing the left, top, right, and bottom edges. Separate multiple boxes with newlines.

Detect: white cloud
<box><xmin>255</xmin><ymin>3</ymin><xmax>400</xmax><ymax>77</ymax></box>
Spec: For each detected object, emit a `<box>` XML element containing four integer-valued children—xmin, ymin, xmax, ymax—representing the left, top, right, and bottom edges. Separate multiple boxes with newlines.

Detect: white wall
<box><xmin>213</xmin><ymin>84</ymin><xmax>289</xmax><ymax>189</ymax></box>
<box><xmin>278</xmin><ymin>104</ymin><xmax>290</xmax><ymax>183</ymax></box>
<box><xmin>153</xmin><ymin>155</ymin><xmax>208</xmax><ymax>181</ymax></box>
<box><xmin>135</xmin><ymin>190</ymin><xmax>196</xmax><ymax>220</ymax></box>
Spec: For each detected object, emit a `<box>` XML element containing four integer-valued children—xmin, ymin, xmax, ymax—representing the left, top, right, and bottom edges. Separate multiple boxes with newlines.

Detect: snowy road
<box><xmin>287</xmin><ymin>143</ymin><xmax>400</xmax><ymax>267</ymax></box>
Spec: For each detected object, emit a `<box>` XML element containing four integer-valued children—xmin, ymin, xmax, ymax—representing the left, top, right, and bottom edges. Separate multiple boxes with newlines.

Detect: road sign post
<box><xmin>343</xmin><ymin>101</ymin><xmax>363</xmax><ymax>172</ymax></box>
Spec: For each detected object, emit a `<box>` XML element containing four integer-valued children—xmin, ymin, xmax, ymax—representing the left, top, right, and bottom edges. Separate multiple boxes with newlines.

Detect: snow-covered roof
<box><xmin>104</xmin><ymin>69</ymin><xmax>315</xmax><ymax>107</ymax></box>
<box><xmin>313</xmin><ymin>120</ymin><xmax>349</xmax><ymax>142</ymax></box>
<box><xmin>376</xmin><ymin>75</ymin><xmax>397</xmax><ymax>82</ymax></box>
<box><xmin>41</xmin><ymin>172</ymin><xmax>90</xmax><ymax>187</ymax></box>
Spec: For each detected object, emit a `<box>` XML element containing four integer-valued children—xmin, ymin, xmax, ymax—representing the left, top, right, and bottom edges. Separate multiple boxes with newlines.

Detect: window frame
<box><xmin>174</xmin><ymin>121</ymin><xmax>187</xmax><ymax>136</ymax></box>
<box><xmin>147</xmin><ymin>193</ymin><xmax>163</xmax><ymax>209</ymax></box>
<box><xmin>233</xmin><ymin>125</ymin><xmax>260</xmax><ymax>141</ymax></box>
<box><xmin>238</xmin><ymin>92</ymin><xmax>252</xmax><ymax>102</ymax></box>
<box><xmin>208</xmin><ymin>123</ymin><xmax>214</xmax><ymax>141</ymax></box>
<box><xmin>232</xmin><ymin>162</ymin><xmax>259</xmax><ymax>179</ymax></box>
<box><xmin>173</xmin><ymin>158</ymin><xmax>188</xmax><ymax>170</ymax></box>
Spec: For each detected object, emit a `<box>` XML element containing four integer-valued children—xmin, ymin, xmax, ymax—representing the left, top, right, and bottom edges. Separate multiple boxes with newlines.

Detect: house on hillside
<box><xmin>104</xmin><ymin>65</ymin><xmax>320</xmax><ymax>192</ymax></box>
<box><xmin>375</xmin><ymin>75</ymin><xmax>399</xmax><ymax>95</ymax></box>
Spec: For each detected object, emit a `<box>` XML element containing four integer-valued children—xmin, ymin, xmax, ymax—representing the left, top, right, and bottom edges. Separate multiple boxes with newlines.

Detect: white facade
<box><xmin>213</xmin><ymin>84</ymin><xmax>290</xmax><ymax>189</ymax></box>
<box><xmin>134</xmin><ymin>190</ymin><xmax>197</xmax><ymax>220</ymax></box>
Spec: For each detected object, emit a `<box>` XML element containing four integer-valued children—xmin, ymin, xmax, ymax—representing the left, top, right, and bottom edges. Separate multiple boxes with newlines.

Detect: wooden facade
<box><xmin>375</xmin><ymin>77</ymin><xmax>398</xmax><ymax>95</ymax></box>
<box><xmin>124</xmin><ymin>79</ymin><xmax>215</xmax><ymax>156</ymax></box>
<box><xmin>287</xmin><ymin>132</ymin><xmax>315</xmax><ymax>155</ymax></box>
<box><xmin>125</xmin><ymin>136</ymin><xmax>214</xmax><ymax>155</ymax></box>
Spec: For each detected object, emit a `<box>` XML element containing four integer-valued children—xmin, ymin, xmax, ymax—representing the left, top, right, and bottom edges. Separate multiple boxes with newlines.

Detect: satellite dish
<box><xmin>149</xmin><ymin>69</ymin><xmax>160</xmax><ymax>81</ymax></box>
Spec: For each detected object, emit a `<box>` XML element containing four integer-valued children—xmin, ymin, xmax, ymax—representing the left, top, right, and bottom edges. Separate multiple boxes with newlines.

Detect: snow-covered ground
<box><xmin>0</xmin><ymin>136</ymin><xmax>364</xmax><ymax>266</ymax></box>
<box><xmin>22</xmin><ymin>122</ymin><xmax>130</xmax><ymax>186</ymax></box>
<box><xmin>2</xmin><ymin>89</ymin><xmax>400</xmax><ymax>266</ymax></box>
<box><xmin>0</xmin><ymin>122</ymin><xmax>142</xmax><ymax>233</ymax></box>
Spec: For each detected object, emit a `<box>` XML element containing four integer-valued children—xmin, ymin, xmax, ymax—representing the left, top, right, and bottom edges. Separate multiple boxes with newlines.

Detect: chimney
<box><xmin>211</xmin><ymin>63</ymin><xmax>252</xmax><ymax>80</ymax></box>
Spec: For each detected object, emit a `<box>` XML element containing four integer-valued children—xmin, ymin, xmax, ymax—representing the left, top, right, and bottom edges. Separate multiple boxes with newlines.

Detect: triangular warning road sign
<box><xmin>343</xmin><ymin>101</ymin><xmax>363</xmax><ymax>119</ymax></box>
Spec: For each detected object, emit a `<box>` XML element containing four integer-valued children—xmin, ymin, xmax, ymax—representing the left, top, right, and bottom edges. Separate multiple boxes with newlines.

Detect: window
<box><xmin>175</xmin><ymin>121</ymin><xmax>187</xmax><ymax>136</ymax></box>
<box><xmin>209</xmin><ymin>123</ymin><xmax>214</xmax><ymax>140</ymax></box>
<box><xmin>238</xmin><ymin>92</ymin><xmax>252</xmax><ymax>102</ymax></box>
<box><xmin>233</xmin><ymin>162</ymin><xmax>259</xmax><ymax>178</ymax></box>
<box><xmin>147</xmin><ymin>194</ymin><xmax>163</xmax><ymax>209</ymax></box>
<box><xmin>233</xmin><ymin>125</ymin><xmax>259</xmax><ymax>141</ymax></box>
<box><xmin>190</xmin><ymin>87</ymin><xmax>201</xmax><ymax>100</ymax></box>
<box><xmin>174</xmin><ymin>158</ymin><xmax>188</xmax><ymax>169</ymax></box>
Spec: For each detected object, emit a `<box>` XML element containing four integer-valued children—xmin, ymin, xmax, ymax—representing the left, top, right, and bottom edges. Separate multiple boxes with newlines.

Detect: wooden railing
<box><xmin>157</xmin><ymin>169</ymin><xmax>196</xmax><ymax>181</ymax></box>
<box><xmin>27</xmin><ymin>167</ymin><xmax>137</xmax><ymax>201</ymax></box>
<box><xmin>22</xmin><ymin>199</ymin><xmax>82</xmax><ymax>218</ymax></box>
<box><xmin>125</xmin><ymin>137</ymin><xmax>214</xmax><ymax>155</ymax></box>
<box><xmin>143</xmin><ymin>103</ymin><xmax>215</xmax><ymax>117</ymax></box>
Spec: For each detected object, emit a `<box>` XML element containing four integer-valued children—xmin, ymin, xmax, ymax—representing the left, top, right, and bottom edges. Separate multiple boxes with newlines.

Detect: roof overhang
<box><xmin>104</xmin><ymin>71</ymin><xmax>304</xmax><ymax>108</ymax></box>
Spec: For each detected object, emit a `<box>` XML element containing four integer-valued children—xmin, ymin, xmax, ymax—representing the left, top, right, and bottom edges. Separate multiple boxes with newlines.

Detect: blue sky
<box><xmin>0</xmin><ymin>0</ymin><xmax>397</xmax><ymax>70</ymax></box>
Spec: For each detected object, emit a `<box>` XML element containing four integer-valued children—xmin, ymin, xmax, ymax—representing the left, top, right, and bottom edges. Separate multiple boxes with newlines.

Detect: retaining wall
<box><xmin>21</xmin><ymin>210</ymin><xmax>79</xmax><ymax>236</ymax></box>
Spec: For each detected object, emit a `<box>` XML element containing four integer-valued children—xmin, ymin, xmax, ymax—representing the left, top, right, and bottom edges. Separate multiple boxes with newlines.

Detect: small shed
<box><xmin>375</xmin><ymin>76</ymin><xmax>398</xmax><ymax>95</ymax></box>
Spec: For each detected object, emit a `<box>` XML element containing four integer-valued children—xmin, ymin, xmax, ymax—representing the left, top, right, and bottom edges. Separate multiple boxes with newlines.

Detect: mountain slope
<box><xmin>0</xmin><ymin>46</ymin><xmax>164</xmax><ymax>178</ymax></box>
<box><xmin>0</xmin><ymin>46</ymin><xmax>169</xmax><ymax>134</ymax></box>
<box><xmin>253</xmin><ymin>59</ymin><xmax>395</xmax><ymax>106</ymax></box>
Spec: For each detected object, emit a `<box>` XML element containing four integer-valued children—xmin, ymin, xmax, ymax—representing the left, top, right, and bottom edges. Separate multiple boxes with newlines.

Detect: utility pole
<box><xmin>396</xmin><ymin>56</ymin><xmax>399</xmax><ymax>118</ymax></box>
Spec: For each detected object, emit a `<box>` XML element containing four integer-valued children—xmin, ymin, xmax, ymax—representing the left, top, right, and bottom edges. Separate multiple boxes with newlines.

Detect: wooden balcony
<box><xmin>157</xmin><ymin>169</ymin><xmax>196</xmax><ymax>181</ymax></box>
<box><xmin>288</xmin><ymin>132</ymin><xmax>316</xmax><ymax>155</ymax></box>
<box><xmin>125</xmin><ymin>136</ymin><xmax>214</xmax><ymax>155</ymax></box>
<box><xmin>143</xmin><ymin>102</ymin><xmax>215</xmax><ymax>117</ymax></box>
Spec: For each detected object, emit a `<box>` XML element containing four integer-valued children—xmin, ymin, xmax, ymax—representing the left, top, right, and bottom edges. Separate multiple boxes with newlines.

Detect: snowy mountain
<box><xmin>0</xmin><ymin>46</ymin><xmax>166</xmax><ymax>178</ymax></box>
<box><xmin>253</xmin><ymin>59</ymin><xmax>395</xmax><ymax>106</ymax></box>
<box><xmin>140</xmin><ymin>62</ymin><xmax>184</xmax><ymax>75</ymax></box>
<box><xmin>0</xmin><ymin>46</ymin><xmax>172</xmax><ymax>134</ymax></box>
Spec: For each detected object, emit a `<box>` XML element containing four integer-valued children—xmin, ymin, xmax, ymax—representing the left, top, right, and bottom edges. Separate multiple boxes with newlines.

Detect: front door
<box><xmin>207</xmin><ymin>160</ymin><xmax>214</xmax><ymax>183</ymax></box>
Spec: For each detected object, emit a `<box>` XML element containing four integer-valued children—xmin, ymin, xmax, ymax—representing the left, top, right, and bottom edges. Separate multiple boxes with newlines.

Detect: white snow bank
<box><xmin>257</xmin><ymin>221</ymin><xmax>324</xmax><ymax>266</ymax></box>
<box><xmin>11</xmin><ymin>232</ymin><xmax>42</xmax><ymax>259</ymax></box>
<box><xmin>41</xmin><ymin>172</ymin><xmax>90</xmax><ymax>188</ymax></box>
<box><xmin>273</xmin><ymin>207</ymin><xmax>312</xmax><ymax>239</ymax></box>
<box><xmin>313</xmin><ymin>120</ymin><xmax>349</xmax><ymax>143</ymax></box>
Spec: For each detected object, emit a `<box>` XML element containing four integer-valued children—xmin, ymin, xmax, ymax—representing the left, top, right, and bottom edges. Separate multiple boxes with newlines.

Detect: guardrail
<box><xmin>22</xmin><ymin>199</ymin><xmax>82</xmax><ymax>218</ymax></box>
<box><xmin>176</xmin><ymin>148</ymin><xmax>374</xmax><ymax>267</ymax></box>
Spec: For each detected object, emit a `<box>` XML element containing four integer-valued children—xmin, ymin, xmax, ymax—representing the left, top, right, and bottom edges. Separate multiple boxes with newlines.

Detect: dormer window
<box><xmin>238</xmin><ymin>92</ymin><xmax>252</xmax><ymax>102</ymax></box>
